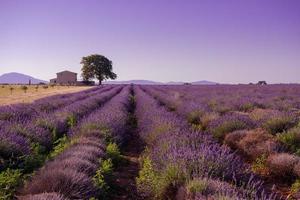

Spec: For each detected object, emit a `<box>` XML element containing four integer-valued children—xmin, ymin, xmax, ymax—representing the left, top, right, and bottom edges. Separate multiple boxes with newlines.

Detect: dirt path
<box><xmin>109</xmin><ymin>130</ymin><xmax>144</xmax><ymax>200</ymax></box>
<box><xmin>109</xmin><ymin>88</ymin><xmax>144</xmax><ymax>200</ymax></box>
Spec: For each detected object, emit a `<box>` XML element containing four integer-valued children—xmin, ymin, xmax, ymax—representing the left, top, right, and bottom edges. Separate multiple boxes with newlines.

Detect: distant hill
<box><xmin>167</xmin><ymin>81</ymin><xmax>218</xmax><ymax>85</ymax></box>
<box><xmin>191</xmin><ymin>80</ymin><xmax>218</xmax><ymax>85</ymax></box>
<box><xmin>104</xmin><ymin>79</ymin><xmax>218</xmax><ymax>85</ymax></box>
<box><xmin>166</xmin><ymin>81</ymin><xmax>185</xmax><ymax>85</ymax></box>
<box><xmin>0</xmin><ymin>72</ymin><xmax>47</xmax><ymax>84</ymax></box>
<box><xmin>104</xmin><ymin>80</ymin><xmax>162</xmax><ymax>85</ymax></box>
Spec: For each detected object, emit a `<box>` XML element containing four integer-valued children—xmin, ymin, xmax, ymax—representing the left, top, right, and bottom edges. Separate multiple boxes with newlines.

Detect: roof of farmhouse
<box><xmin>57</xmin><ymin>70</ymin><xmax>77</xmax><ymax>75</ymax></box>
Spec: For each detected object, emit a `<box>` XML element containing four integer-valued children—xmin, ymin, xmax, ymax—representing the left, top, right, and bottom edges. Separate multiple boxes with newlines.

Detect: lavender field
<box><xmin>1</xmin><ymin>84</ymin><xmax>300</xmax><ymax>200</ymax></box>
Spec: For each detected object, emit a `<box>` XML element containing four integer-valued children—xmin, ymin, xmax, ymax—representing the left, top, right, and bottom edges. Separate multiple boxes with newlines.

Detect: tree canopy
<box><xmin>81</xmin><ymin>54</ymin><xmax>117</xmax><ymax>85</ymax></box>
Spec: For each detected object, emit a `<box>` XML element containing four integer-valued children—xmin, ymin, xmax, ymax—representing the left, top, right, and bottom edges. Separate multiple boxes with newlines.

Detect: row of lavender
<box><xmin>17</xmin><ymin>86</ymin><xmax>131</xmax><ymax>199</ymax></box>
<box><xmin>134</xmin><ymin>86</ymin><xmax>276</xmax><ymax>199</ymax></box>
<box><xmin>0</xmin><ymin>85</ymin><xmax>120</xmax><ymax>171</ymax></box>
<box><xmin>145</xmin><ymin>84</ymin><xmax>300</xmax><ymax>113</ymax></box>
<box><xmin>142</xmin><ymin>85</ymin><xmax>300</xmax><ymax>197</ymax></box>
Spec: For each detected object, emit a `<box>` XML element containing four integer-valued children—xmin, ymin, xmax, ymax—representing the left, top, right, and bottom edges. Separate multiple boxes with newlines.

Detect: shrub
<box><xmin>240</xmin><ymin>102</ymin><xmax>254</xmax><ymax>112</ymax></box>
<box><xmin>136</xmin><ymin>156</ymin><xmax>158</xmax><ymax>198</ymax></box>
<box><xmin>43</xmin><ymin>85</ymin><xmax>49</xmax><ymax>89</ymax></box>
<box><xmin>190</xmin><ymin>112</ymin><xmax>220</xmax><ymax>131</ymax></box>
<box><xmin>49</xmin><ymin>156</ymin><xmax>98</xmax><ymax>177</ymax></box>
<box><xmin>217</xmin><ymin>106</ymin><xmax>231</xmax><ymax>115</ymax></box>
<box><xmin>224</xmin><ymin>130</ymin><xmax>247</xmax><ymax>149</ymax></box>
<box><xmin>186</xmin><ymin>179</ymin><xmax>208</xmax><ymax>197</ymax></box>
<box><xmin>291</xmin><ymin>179</ymin><xmax>300</xmax><ymax>194</ymax></box>
<box><xmin>277</xmin><ymin>127</ymin><xmax>300</xmax><ymax>154</ymax></box>
<box><xmin>209</xmin><ymin>113</ymin><xmax>255</xmax><ymax>141</ymax></box>
<box><xmin>0</xmin><ymin>169</ymin><xmax>23</xmax><ymax>200</ymax></box>
<box><xmin>106</xmin><ymin>143</ymin><xmax>121</xmax><ymax>164</ymax></box>
<box><xmin>138</xmin><ymin>158</ymin><xmax>185</xmax><ymax>199</ymax></box>
<box><xmin>252</xmin><ymin>154</ymin><xmax>268</xmax><ymax>174</ymax></box>
<box><xmin>200</xmin><ymin>112</ymin><xmax>219</xmax><ymax>130</ymax></box>
<box><xmin>183</xmin><ymin>178</ymin><xmax>237</xmax><ymax>199</ymax></box>
<box><xmin>249</xmin><ymin>109</ymin><xmax>279</xmax><ymax>124</ymax></box>
<box><xmin>147</xmin><ymin>124</ymin><xmax>172</xmax><ymax>144</ymax></box>
<box><xmin>293</xmin><ymin>162</ymin><xmax>300</xmax><ymax>178</ymax></box>
<box><xmin>23</xmin><ymin>143</ymin><xmax>47</xmax><ymax>173</ymax></box>
<box><xmin>67</xmin><ymin>115</ymin><xmax>77</xmax><ymax>128</ymax></box>
<box><xmin>49</xmin><ymin>135</ymin><xmax>69</xmax><ymax>158</ymax></box>
<box><xmin>9</xmin><ymin>87</ymin><xmax>14</xmax><ymax>95</ymax></box>
<box><xmin>20</xmin><ymin>168</ymin><xmax>96</xmax><ymax>199</ymax></box>
<box><xmin>267</xmin><ymin>153</ymin><xmax>299</xmax><ymax>177</ymax></box>
<box><xmin>19</xmin><ymin>192</ymin><xmax>67</xmax><ymax>200</ymax></box>
<box><xmin>212</xmin><ymin>120</ymin><xmax>248</xmax><ymax>141</ymax></box>
<box><xmin>237</xmin><ymin>129</ymin><xmax>281</xmax><ymax>159</ymax></box>
<box><xmin>187</xmin><ymin>111</ymin><xmax>203</xmax><ymax>125</ymax></box>
<box><xmin>263</xmin><ymin>116</ymin><xmax>296</xmax><ymax>134</ymax></box>
<box><xmin>158</xmin><ymin>165</ymin><xmax>185</xmax><ymax>199</ymax></box>
<box><xmin>93</xmin><ymin>158</ymin><xmax>113</xmax><ymax>193</ymax></box>
<box><xmin>21</xmin><ymin>85</ymin><xmax>28</xmax><ymax>93</ymax></box>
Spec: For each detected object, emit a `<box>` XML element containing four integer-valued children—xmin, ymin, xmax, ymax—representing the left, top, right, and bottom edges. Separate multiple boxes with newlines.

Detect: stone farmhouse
<box><xmin>50</xmin><ymin>70</ymin><xmax>77</xmax><ymax>85</ymax></box>
<box><xmin>50</xmin><ymin>70</ymin><xmax>95</xmax><ymax>86</ymax></box>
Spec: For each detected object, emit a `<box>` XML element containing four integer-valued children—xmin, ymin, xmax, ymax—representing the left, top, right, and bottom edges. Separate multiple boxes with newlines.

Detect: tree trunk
<box><xmin>99</xmin><ymin>79</ymin><xmax>102</xmax><ymax>85</ymax></box>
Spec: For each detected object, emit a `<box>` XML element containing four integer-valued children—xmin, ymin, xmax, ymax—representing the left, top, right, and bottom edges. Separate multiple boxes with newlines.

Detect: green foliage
<box><xmin>147</xmin><ymin>124</ymin><xmax>172</xmax><ymax>144</ymax></box>
<box><xmin>186</xmin><ymin>179</ymin><xmax>208</xmax><ymax>195</ymax></box>
<box><xmin>240</xmin><ymin>103</ymin><xmax>254</xmax><ymax>112</ymax></box>
<box><xmin>67</xmin><ymin>115</ymin><xmax>77</xmax><ymax>127</ymax></box>
<box><xmin>137</xmin><ymin>156</ymin><xmax>185</xmax><ymax>199</ymax></box>
<box><xmin>188</xmin><ymin>111</ymin><xmax>206</xmax><ymax>131</ymax></box>
<box><xmin>0</xmin><ymin>169</ymin><xmax>22</xmax><ymax>200</ymax></box>
<box><xmin>137</xmin><ymin>156</ymin><xmax>159</xmax><ymax>198</ymax></box>
<box><xmin>157</xmin><ymin>165</ymin><xmax>185</xmax><ymax>199</ymax></box>
<box><xmin>92</xmin><ymin>142</ymin><xmax>121</xmax><ymax>198</ymax></box>
<box><xmin>277</xmin><ymin>127</ymin><xmax>300</xmax><ymax>154</ymax></box>
<box><xmin>101</xmin><ymin>159</ymin><xmax>113</xmax><ymax>175</ymax></box>
<box><xmin>263</xmin><ymin>116</ymin><xmax>295</xmax><ymax>134</ymax></box>
<box><xmin>291</xmin><ymin>179</ymin><xmax>300</xmax><ymax>194</ymax></box>
<box><xmin>23</xmin><ymin>143</ymin><xmax>47</xmax><ymax>173</ymax></box>
<box><xmin>93</xmin><ymin>159</ymin><xmax>113</xmax><ymax>196</ymax></box>
<box><xmin>49</xmin><ymin>135</ymin><xmax>69</xmax><ymax>158</ymax></box>
<box><xmin>81</xmin><ymin>54</ymin><xmax>117</xmax><ymax>85</ymax></box>
<box><xmin>252</xmin><ymin>154</ymin><xmax>267</xmax><ymax>173</ymax></box>
<box><xmin>106</xmin><ymin>143</ymin><xmax>121</xmax><ymax>164</ymax></box>
<box><xmin>187</xmin><ymin>111</ymin><xmax>203</xmax><ymax>126</ymax></box>
<box><xmin>213</xmin><ymin>121</ymin><xmax>247</xmax><ymax>140</ymax></box>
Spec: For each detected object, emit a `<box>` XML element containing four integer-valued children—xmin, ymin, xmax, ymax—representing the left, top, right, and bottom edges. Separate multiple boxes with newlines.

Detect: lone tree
<box><xmin>81</xmin><ymin>54</ymin><xmax>117</xmax><ymax>85</ymax></box>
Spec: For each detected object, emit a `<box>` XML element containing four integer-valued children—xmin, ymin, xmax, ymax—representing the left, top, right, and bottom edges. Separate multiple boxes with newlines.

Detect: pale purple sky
<box><xmin>0</xmin><ymin>0</ymin><xmax>299</xmax><ymax>83</ymax></box>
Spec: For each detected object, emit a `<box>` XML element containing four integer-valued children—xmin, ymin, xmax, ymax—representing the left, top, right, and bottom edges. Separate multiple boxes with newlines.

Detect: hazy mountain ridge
<box><xmin>104</xmin><ymin>80</ymin><xmax>218</xmax><ymax>85</ymax></box>
<box><xmin>0</xmin><ymin>72</ymin><xmax>47</xmax><ymax>84</ymax></box>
